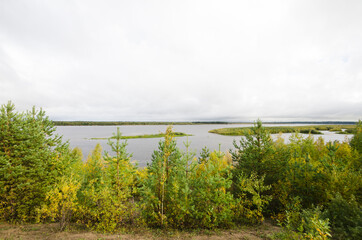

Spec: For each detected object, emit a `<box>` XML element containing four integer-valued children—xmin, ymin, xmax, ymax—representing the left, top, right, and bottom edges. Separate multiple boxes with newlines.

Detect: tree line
<box><xmin>0</xmin><ymin>101</ymin><xmax>361</xmax><ymax>239</ymax></box>
<box><xmin>53</xmin><ymin>121</ymin><xmax>230</xmax><ymax>126</ymax></box>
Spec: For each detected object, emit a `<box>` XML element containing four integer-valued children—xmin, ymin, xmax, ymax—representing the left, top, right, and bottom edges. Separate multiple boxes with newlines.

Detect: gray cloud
<box><xmin>1</xmin><ymin>0</ymin><xmax>361</xmax><ymax>121</ymax></box>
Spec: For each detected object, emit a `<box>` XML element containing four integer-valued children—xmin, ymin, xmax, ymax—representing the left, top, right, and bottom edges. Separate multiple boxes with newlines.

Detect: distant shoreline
<box><xmin>209</xmin><ymin>124</ymin><xmax>356</xmax><ymax>136</ymax></box>
<box><xmin>52</xmin><ymin>120</ymin><xmax>357</xmax><ymax>126</ymax></box>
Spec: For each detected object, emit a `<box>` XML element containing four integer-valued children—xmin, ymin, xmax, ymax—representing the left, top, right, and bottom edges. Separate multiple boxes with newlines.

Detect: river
<box><xmin>55</xmin><ymin>124</ymin><xmax>353</xmax><ymax>167</ymax></box>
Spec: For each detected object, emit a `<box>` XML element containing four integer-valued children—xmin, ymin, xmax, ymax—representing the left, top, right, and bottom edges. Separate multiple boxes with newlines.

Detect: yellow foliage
<box><xmin>36</xmin><ymin>175</ymin><xmax>80</xmax><ymax>230</ymax></box>
<box><xmin>195</xmin><ymin>151</ymin><xmax>232</xmax><ymax>178</ymax></box>
<box><xmin>335</xmin><ymin>142</ymin><xmax>353</xmax><ymax>161</ymax></box>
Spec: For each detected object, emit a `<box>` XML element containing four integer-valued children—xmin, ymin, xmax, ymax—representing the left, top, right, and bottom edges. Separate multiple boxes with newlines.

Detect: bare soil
<box><xmin>0</xmin><ymin>222</ymin><xmax>280</xmax><ymax>240</ymax></box>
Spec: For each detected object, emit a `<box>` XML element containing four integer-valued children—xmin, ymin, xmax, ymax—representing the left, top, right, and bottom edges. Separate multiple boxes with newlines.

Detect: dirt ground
<box><xmin>0</xmin><ymin>221</ymin><xmax>281</xmax><ymax>240</ymax></box>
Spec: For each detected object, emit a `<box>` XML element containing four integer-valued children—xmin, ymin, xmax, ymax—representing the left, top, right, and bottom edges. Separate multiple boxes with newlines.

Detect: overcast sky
<box><xmin>1</xmin><ymin>0</ymin><xmax>361</xmax><ymax>121</ymax></box>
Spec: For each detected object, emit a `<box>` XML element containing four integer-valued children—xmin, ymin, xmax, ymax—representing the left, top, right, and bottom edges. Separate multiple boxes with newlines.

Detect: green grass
<box><xmin>209</xmin><ymin>125</ymin><xmax>356</xmax><ymax>136</ymax></box>
<box><xmin>21</xmin><ymin>226</ymin><xmax>40</xmax><ymax>232</ymax></box>
<box><xmin>89</xmin><ymin>132</ymin><xmax>191</xmax><ymax>140</ymax></box>
<box><xmin>336</xmin><ymin>128</ymin><xmax>356</xmax><ymax>134</ymax></box>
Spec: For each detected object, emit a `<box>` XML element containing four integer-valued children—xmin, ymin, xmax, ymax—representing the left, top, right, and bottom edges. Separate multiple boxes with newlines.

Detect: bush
<box><xmin>233</xmin><ymin>173</ymin><xmax>271</xmax><ymax>225</ymax></box>
<box><xmin>189</xmin><ymin>151</ymin><xmax>234</xmax><ymax>228</ymax></box>
<box><xmin>300</xmin><ymin>129</ymin><xmax>322</xmax><ymax>134</ymax></box>
<box><xmin>75</xmin><ymin>138</ymin><xmax>138</xmax><ymax>232</ymax></box>
<box><xmin>276</xmin><ymin>204</ymin><xmax>331</xmax><ymax>240</ymax></box>
<box><xmin>300</xmin><ymin>207</ymin><xmax>331</xmax><ymax>240</ymax></box>
<box><xmin>36</xmin><ymin>175</ymin><xmax>80</xmax><ymax>230</ymax></box>
<box><xmin>323</xmin><ymin>193</ymin><xmax>362</xmax><ymax>240</ymax></box>
<box><xmin>141</xmin><ymin>128</ymin><xmax>235</xmax><ymax>229</ymax></box>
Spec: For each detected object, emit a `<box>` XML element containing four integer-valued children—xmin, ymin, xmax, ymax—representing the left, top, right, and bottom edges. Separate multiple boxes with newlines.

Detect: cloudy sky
<box><xmin>1</xmin><ymin>0</ymin><xmax>361</xmax><ymax>121</ymax></box>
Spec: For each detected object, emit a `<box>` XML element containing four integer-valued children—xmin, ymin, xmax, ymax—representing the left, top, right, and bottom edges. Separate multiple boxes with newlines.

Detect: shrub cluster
<box><xmin>1</xmin><ymin>102</ymin><xmax>361</xmax><ymax>239</ymax></box>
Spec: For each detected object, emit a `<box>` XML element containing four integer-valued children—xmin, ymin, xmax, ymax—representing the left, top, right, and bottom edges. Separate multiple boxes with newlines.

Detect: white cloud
<box><xmin>1</xmin><ymin>0</ymin><xmax>361</xmax><ymax>121</ymax></box>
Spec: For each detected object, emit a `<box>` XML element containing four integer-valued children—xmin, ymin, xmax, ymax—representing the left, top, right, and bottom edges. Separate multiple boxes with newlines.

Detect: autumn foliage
<box><xmin>1</xmin><ymin>103</ymin><xmax>361</xmax><ymax>239</ymax></box>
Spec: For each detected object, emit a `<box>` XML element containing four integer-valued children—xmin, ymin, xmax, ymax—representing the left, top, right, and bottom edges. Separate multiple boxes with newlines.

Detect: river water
<box><xmin>55</xmin><ymin>124</ymin><xmax>352</xmax><ymax>167</ymax></box>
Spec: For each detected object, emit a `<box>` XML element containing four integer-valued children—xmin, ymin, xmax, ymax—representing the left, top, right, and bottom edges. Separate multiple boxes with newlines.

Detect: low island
<box><xmin>209</xmin><ymin>124</ymin><xmax>356</xmax><ymax>136</ymax></box>
<box><xmin>88</xmin><ymin>132</ymin><xmax>191</xmax><ymax>140</ymax></box>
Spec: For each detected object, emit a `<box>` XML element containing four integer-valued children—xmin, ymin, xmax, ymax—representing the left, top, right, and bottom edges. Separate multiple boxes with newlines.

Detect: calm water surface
<box><xmin>55</xmin><ymin>124</ymin><xmax>352</xmax><ymax>167</ymax></box>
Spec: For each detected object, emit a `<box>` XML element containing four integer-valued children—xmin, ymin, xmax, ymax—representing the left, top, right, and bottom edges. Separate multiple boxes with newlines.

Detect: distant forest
<box><xmin>53</xmin><ymin>120</ymin><xmax>356</xmax><ymax>126</ymax></box>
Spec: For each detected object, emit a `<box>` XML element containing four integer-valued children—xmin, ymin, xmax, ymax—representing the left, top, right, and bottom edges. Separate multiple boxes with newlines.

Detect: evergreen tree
<box><xmin>104</xmin><ymin>127</ymin><xmax>134</xmax><ymax>199</ymax></box>
<box><xmin>141</xmin><ymin>126</ymin><xmax>189</xmax><ymax>228</ymax></box>
<box><xmin>104</xmin><ymin>128</ymin><xmax>138</xmax><ymax>225</ymax></box>
<box><xmin>231</xmin><ymin>119</ymin><xmax>274</xmax><ymax>179</ymax></box>
<box><xmin>0</xmin><ymin>101</ymin><xmax>75</xmax><ymax>222</ymax></box>
<box><xmin>230</xmin><ymin>120</ymin><xmax>277</xmax><ymax>219</ymax></box>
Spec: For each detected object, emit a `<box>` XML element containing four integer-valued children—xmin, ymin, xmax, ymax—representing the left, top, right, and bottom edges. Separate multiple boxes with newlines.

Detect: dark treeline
<box><xmin>1</xmin><ymin>101</ymin><xmax>361</xmax><ymax>239</ymax></box>
<box><xmin>53</xmin><ymin>121</ymin><xmax>356</xmax><ymax>126</ymax></box>
<box><xmin>53</xmin><ymin>121</ymin><xmax>231</xmax><ymax>126</ymax></box>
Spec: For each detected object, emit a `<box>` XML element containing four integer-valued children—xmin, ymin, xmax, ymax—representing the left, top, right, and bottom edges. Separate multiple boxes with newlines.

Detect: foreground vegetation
<box><xmin>89</xmin><ymin>132</ymin><xmax>191</xmax><ymax>140</ymax></box>
<box><xmin>1</xmin><ymin>101</ymin><xmax>361</xmax><ymax>239</ymax></box>
<box><xmin>209</xmin><ymin>124</ymin><xmax>356</xmax><ymax>136</ymax></box>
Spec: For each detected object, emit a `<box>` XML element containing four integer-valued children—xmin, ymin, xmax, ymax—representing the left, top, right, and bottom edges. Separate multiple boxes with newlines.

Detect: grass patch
<box><xmin>21</xmin><ymin>226</ymin><xmax>40</xmax><ymax>232</ymax></box>
<box><xmin>209</xmin><ymin>125</ymin><xmax>356</xmax><ymax>136</ymax></box>
<box><xmin>337</xmin><ymin>128</ymin><xmax>356</xmax><ymax>134</ymax></box>
<box><xmin>89</xmin><ymin>132</ymin><xmax>192</xmax><ymax>140</ymax></box>
<box><xmin>0</xmin><ymin>226</ymin><xmax>13</xmax><ymax>231</ymax></box>
<box><xmin>299</xmin><ymin>129</ymin><xmax>322</xmax><ymax>134</ymax></box>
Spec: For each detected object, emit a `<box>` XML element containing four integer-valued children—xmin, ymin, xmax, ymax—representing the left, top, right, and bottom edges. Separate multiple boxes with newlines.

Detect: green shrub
<box><xmin>323</xmin><ymin>193</ymin><xmax>362</xmax><ymax>240</ymax></box>
<box><xmin>75</xmin><ymin>134</ymin><xmax>139</xmax><ymax>232</ymax></box>
<box><xmin>36</xmin><ymin>175</ymin><xmax>80</xmax><ymax>230</ymax></box>
<box><xmin>300</xmin><ymin>129</ymin><xmax>322</xmax><ymax>134</ymax></box>
<box><xmin>350</xmin><ymin>120</ymin><xmax>362</xmax><ymax>155</ymax></box>
<box><xmin>276</xmin><ymin>204</ymin><xmax>331</xmax><ymax>240</ymax></box>
<box><xmin>344</xmin><ymin>128</ymin><xmax>356</xmax><ymax>134</ymax></box>
<box><xmin>189</xmin><ymin>151</ymin><xmax>234</xmax><ymax>228</ymax></box>
<box><xmin>141</xmin><ymin>128</ymin><xmax>235</xmax><ymax>229</ymax></box>
<box><xmin>233</xmin><ymin>173</ymin><xmax>271</xmax><ymax>225</ymax></box>
<box><xmin>300</xmin><ymin>207</ymin><xmax>331</xmax><ymax>240</ymax></box>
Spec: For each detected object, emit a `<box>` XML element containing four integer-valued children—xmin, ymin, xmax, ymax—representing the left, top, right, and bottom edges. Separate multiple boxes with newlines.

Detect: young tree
<box><xmin>76</xmin><ymin>143</ymin><xmax>117</xmax><ymax>231</ymax></box>
<box><xmin>189</xmin><ymin>150</ymin><xmax>234</xmax><ymax>228</ymax></box>
<box><xmin>0</xmin><ymin>101</ymin><xmax>76</xmax><ymax>222</ymax></box>
<box><xmin>104</xmin><ymin>128</ymin><xmax>138</xmax><ymax>225</ymax></box>
<box><xmin>104</xmin><ymin>127</ymin><xmax>134</xmax><ymax>199</ymax></box>
<box><xmin>140</xmin><ymin>126</ymin><xmax>189</xmax><ymax>228</ymax></box>
<box><xmin>231</xmin><ymin>119</ymin><xmax>274</xmax><ymax>179</ymax></box>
